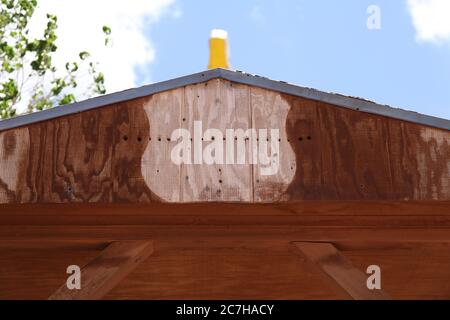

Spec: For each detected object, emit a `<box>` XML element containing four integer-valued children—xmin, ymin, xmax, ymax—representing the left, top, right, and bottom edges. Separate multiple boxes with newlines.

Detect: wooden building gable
<box><xmin>1</xmin><ymin>69</ymin><xmax>450</xmax><ymax>300</ymax></box>
<box><xmin>0</xmin><ymin>69</ymin><xmax>449</xmax><ymax>203</ymax></box>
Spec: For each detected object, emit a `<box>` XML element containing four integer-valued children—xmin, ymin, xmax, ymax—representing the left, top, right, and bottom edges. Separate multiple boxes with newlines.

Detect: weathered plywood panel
<box><xmin>387</xmin><ymin>120</ymin><xmax>450</xmax><ymax>200</ymax></box>
<box><xmin>0</xmin><ymin>127</ymin><xmax>30</xmax><ymax>202</ymax></box>
<box><xmin>0</xmin><ymin>107</ymin><xmax>115</xmax><ymax>203</ymax></box>
<box><xmin>251</xmin><ymin>87</ymin><xmax>296</xmax><ymax>202</ymax></box>
<box><xmin>141</xmin><ymin>89</ymin><xmax>183</xmax><ymax>202</ymax></box>
<box><xmin>317</xmin><ymin>102</ymin><xmax>393</xmax><ymax>200</ymax></box>
<box><xmin>284</xmin><ymin>97</ymin><xmax>322</xmax><ymax>200</ymax></box>
<box><xmin>113</xmin><ymin>99</ymin><xmax>154</xmax><ymax>202</ymax></box>
<box><xmin>0</xmin><ymin>79</ymin><xmax>449</xmax><ymax>203</ymax></box>
<box><xmin>181</xmin><ymin>79</ymin><xmax>252</xmax><ymax>202</ymax></box>
<box><xmin>49</xmin><ymin>110</ymin><xmax>114</xmax><ymax>202</ymax></box>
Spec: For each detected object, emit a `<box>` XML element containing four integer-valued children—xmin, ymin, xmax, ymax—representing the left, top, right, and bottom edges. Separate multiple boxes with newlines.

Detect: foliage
<box><xmin>0</xmin><ymin>0</ymin><xmax>110</xmax><ymax>119</ymax></box>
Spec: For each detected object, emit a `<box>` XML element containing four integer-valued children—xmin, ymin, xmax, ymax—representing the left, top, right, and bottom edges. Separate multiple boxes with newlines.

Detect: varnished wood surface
<box><xmin>292</xmin><ymin>242</ymin><xmax>391</xmax><ymax>300</ymax></box>
<box><xmin>0</xmin><ymin>79</ymin><xmax>448</xmax><ymax>203</ymax></box>
<box><xmin>0</xmin><ymin>77</ymin><xmax>449</xmax><ymax>299</ymax></box>
<box><xmin>0</xmin><ymin>201</ymin><xmax>448</xmax><ymax>299</ymax></box>
<box><xmin>1</xmin><ymin>201</ymin><xmax>450</xmax><ymax>226</ymax></box>
<box><xmin>1</xmin><ymin>201</ymin><xmax>450</xmax><ymax>215</ymax></box>
<box><xmin>49</xmin><ymin>240</ymin><xmax>153</xmax><ymax>300</ymax></box>
<box><xmin>1</xmin><ymin>237</ymin><xmax>449</xmax><ymax>299</ymax></box>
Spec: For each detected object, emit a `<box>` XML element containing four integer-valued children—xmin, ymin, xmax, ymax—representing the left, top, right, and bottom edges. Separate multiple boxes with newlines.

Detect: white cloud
<box><xmin>407</xmin><ymin>0</ymin><xmax>450</xmax><ymax>44</ymax></box>
<box><xmin>26</xmin><ymin>0</ymin><xmax>178</xmax><ymax>99</ymax></box>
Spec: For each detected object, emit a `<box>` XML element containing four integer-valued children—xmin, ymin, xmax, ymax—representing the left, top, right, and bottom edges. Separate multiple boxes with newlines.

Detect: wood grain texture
<box><xmin>113</xmin><ymin>99</ymin><xmax>155</xmax><ymax>202</ymax></box>
<box><xmin>106</xmin><ymin>240</ymin><xmax>450</xmax><ymax>300</ymax></box>
<box><xmin>142</xmin><ymin>88</ymin><xmax>183</xmax><ymax>202</ymax></box>
<box><xmin>107</xmin><ymin>240</ymin><xmax>345</xmax><ymax>300</ymax></box>
<box><xmin>0</xmin><ymin>202</ymin><xmax>449</xmax><ymax>299</ymax></box>
<box><xmin>1</xmin><ymin>236</ymin><xmax>450</xmax><ymax>299</ymax></box>
<box><xmin>0</xmin><ymin>79</ymin><xmax>449</xmax><ymax>203</ymax></box>
<box><xmin>0</xmin><ymin>127</ymin><xmax>29</xmax><ymax>202</ymax></box>
<box><xmin>387</xmin><ymin>120</ymin><xmax>450</xmax><ymax>200</ymax></box>
<box><xmin>0</xmin><ymin>76</ymin><xmax>449</xmax><ymax>300</ymax></box>
<box><xmin>316</xmin><ymin>102</ymin><xmax>394</xmax><ymax>200</ymax></box>
<box><xmin>1</xmin><ymin>202</ymin><xmax>450</xmax><ymax>227</ymax></box>
<box><xmin>285</xmin><ymin>97</ymin><xmax>322</xmax><ymax>199</ymax></box>
<box><xmin>251</xmin><ymin>87</ymin><xmax>296</xmax><ymax>202</ymax></box>
<box><xmin>48</xmin><ymin>240</ymin><xmax>153</xmax><ymax>300</ymax></box>
<box><xmin>52</xmin><ymin>110</ymin><xmax>115</xmax><ymax>202</ymax></box>
<box><xmin>181</xmin><ymin>79</ymin><xmax>252</xmax><ymax>202</ymax></box>
<box><xmin>0</xmin><ymin>108</ymin><xmax>115</xmax><ymax>203</ymax></box>
<box><xmin>0</xmin><ymin>247</ymin><xmax>100</xmax><ymax>299</ymax></box>
<box><xmin>292</xmin><ymin>242</ymin><xmax>391</xmax><ymax>300</ymax></box>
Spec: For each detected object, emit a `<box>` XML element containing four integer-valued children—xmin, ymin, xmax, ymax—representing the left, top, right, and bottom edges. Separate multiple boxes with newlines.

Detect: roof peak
<box><xmin>1</xmin><ymin>68</ymin><xmax>449</xmax><ymax>132</ymax></box>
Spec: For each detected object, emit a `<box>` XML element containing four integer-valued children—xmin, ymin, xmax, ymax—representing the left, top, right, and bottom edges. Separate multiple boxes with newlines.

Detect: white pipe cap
<box><xmin>210</xmin><ymin>29</ymin><xmax>228</xmax><ymax>39</ymax></box>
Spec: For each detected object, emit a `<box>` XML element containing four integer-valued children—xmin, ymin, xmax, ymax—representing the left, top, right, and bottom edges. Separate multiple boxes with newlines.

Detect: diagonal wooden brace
<box><xmin>49</xmin><ymin>240</ymin><xmax>153</xmax><ymax>300</ymax></box>
<box><xmin>291</xmin><ymin>242</ymin><xmax>391</xmax><ymax>300</ymax></box>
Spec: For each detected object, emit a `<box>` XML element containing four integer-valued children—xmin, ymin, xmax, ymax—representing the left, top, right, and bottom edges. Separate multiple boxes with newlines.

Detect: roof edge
<box><xmin>0</xmin><ymin>68</ymin><xmax>449</xmax><ymax>132</ymax></box>
<box><xmin>216</xmin><ymin>69</ymin><xmax>450</xmax><ymax>131</ymax></box>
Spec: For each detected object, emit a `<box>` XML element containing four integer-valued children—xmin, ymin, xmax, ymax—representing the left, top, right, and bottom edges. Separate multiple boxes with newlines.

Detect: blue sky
<box><xmin>141</xmin><ymin>0</ymin><xmax>450</xmax><ymax>119</ymax></box>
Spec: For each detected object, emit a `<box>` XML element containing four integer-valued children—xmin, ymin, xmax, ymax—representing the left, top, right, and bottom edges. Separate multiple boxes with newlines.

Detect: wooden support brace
<box><xmin>49</xmin><ymin>240</ymin><xmax>153</xmax><ymax>300</ymax></box>
<box><xmin>291</xmin><ymin>242</ymin><xmax>391</xmax><ymax>300</ymax></box>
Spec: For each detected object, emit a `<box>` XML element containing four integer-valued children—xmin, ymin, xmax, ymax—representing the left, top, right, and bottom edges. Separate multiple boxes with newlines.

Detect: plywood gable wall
<box><xmin>0</xmin><ymin>79</ymin><xmax>449</xmax><ymax>203</ymax></box>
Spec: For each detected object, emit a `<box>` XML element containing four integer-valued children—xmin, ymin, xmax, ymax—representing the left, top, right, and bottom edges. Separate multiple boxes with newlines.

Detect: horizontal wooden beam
<box><xmin>2</xmin><ymin>226</ymin><xmax>450</xmax><ymax>243</ymax></box>
<box><xmin>49</xmin><ymin>240</ymin><xmax>153</xmax><ymax>300</ymax></box>
<box><xmin>0</xmin><ymin>240</ymin><xmax>111</xmax><ymax>251</ymax></box>
<box><xmin>1</xmin><ymin>202</ymin><xmax>449</xmax><ymax>227</ymax></box>
<box><xmin>1</xmin><ymin>201</ymin><xmax>449</xmax><ymax>217</ymax></box>
<box><xmin>0</xmin><ymin>236</ymin><xmax>450</xmax><ymax>252</ymax></box>
<box><xmin>292</xmin><ymin>242</ymin><xmax>391</xmax><ymax>300</ymax></box>
<box><xmin>2</xmin><ymin>215</ymin><xmax>450</xmax><ymax>227</ymax></box>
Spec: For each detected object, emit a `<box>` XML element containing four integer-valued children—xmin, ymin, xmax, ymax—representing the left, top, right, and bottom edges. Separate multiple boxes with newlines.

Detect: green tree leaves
<box><xmin>0</xmin><ymin>78</ymin><xmax>18</xmax><ymax>118</ymax></box>
<box><xmin>0</xmin><ymin>0</ymin><xmax>111</xmax><ymax>119</ymax></box>
<box><xmin>102</xmin><ymin>25</ymin><xmax>112</xmax><ymax>46</ymax></box>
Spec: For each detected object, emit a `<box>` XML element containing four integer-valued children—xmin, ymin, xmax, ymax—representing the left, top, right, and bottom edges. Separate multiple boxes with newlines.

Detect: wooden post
<box><xmin>291</xmin><ymin>242</ymin><xmax>391</xmax><ymax>300</ymax></box>
<box><xmin>49</xmin><ymin>240</ymin><xmax>153</xmax><ymax>300</ymax></box>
